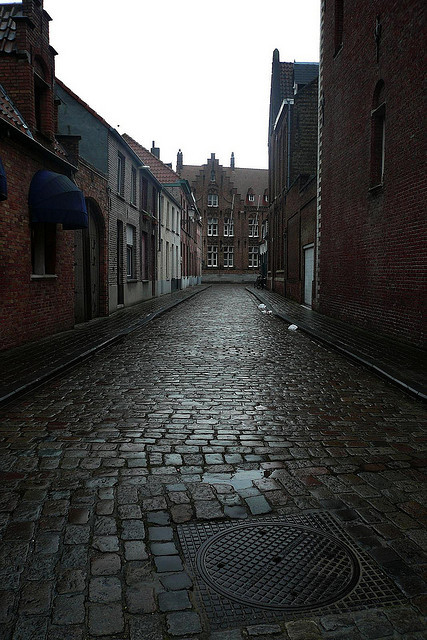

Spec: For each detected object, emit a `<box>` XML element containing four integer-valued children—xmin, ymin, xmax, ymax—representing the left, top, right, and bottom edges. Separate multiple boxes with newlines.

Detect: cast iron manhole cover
<box><xmin>195</xmin><ymin>522</ymin><xmax>360</xmax><ymax>610</ymax></box>
<box><xmin>178</xmin><ymin>513</ymin><xmax>406</xmax><ymax>630</ymax></box>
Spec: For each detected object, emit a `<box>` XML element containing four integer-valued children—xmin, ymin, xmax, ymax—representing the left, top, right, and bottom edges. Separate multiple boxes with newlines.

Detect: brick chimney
<box><xmin>151</xmin><ymin>141</ymin><xmax>160</xmax><ymax>159</ymax></box>
<box><xmin>176</xmin><ymin>149</ymin><xmax>183</xmax><ymax>174</ymax></box>
<box><xmin>0</xmin><ymin>0</ymin><xmax>56</xmax><ymax>141</ymax></box>
<box><xmin>230</xmin><ymin>152</ymin><xmax>235</xmax><ymax>170</ymax></box>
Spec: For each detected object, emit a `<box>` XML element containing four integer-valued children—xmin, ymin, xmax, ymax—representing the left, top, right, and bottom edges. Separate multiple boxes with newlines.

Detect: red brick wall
<box><xmin>0</xmin><ymin>137</ymin><xmax>75</xmax><ymax>350</ymax></box>
<box><xmin>0</xmin><ymin>1</ymin><xmax>56</xmax><ymax>140</ymax></box>
<box><xmin>285</xmin><ymin>176</ymin><xmax>317</xmax><ymax>303</ymax></box>
<box><xmin>318</xmin><ymin>0</ymin><xmax>426</xmax><ymax>346</ymax></box>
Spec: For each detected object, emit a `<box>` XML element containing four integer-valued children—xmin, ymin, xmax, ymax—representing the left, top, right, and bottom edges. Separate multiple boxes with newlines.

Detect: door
<box><xmin>74</xmin><ymin>204</ymin><xmax>100</xmax><ymax>323</ymax></box>
<box><xmin>88</xmin><ymin>206</ymin><xmax>100</xmax><ymax>318</ymax></box>
<box><xmin>303</xmin><ymin>244</ymin><xmax>314</xmax><ymax>306</ymax></box>
<box><xmin>117</xmin><ymin>220</ymin><xmax>124</xmax><ymax>305</ymax></box>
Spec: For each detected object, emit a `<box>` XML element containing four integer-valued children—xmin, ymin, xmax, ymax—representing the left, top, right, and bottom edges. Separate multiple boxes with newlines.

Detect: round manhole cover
<box><xmin>195</xmin><ymin>523</ymin><xmax>361</xmax><ymax>610</ymax></box>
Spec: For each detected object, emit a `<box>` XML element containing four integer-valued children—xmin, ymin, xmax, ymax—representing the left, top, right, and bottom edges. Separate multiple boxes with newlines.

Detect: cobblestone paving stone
<box><xmin>0</xmin><ymin>284</ymin><xmax>426</xmax><ymax>639</ymax></box>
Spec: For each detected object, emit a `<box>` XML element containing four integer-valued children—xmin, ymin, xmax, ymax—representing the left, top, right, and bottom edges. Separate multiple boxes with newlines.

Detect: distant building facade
<box><xmin>317</xmin><ymin>0</ymin><xmax>425</xmax><ymax>346</ymax></box>
<box><xmin>268</xmin><ymin>52</ymin><xmax>319</xmax><ymax>302</ymax></box>
<box><xmin>180</xmin><ymin>153</ymin><xmax>268</xmax><ymax>283</ymax></box>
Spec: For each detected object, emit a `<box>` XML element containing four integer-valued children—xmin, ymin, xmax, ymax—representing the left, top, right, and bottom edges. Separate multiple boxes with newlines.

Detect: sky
<box><xmin>38</xmin><ymin>0</ymin><xmax>320</xmax><ymax>170</ymax></box>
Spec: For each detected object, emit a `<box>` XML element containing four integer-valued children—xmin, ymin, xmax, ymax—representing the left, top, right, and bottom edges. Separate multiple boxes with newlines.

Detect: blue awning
<box><xmin>0</xmin><ymin>156</ymin><xmax>7</xmax><ymax>201</ymax></box>
<box><xmin>29</xmin><ymin>170</ymin><xmax>88</xmax><ymax>229</ymax></box>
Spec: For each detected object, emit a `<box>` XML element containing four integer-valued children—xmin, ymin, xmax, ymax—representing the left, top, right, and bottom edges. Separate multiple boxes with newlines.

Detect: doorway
<box><xmin>303</xmin><ymin>244</ymin><xmax>314</xmax><ymax>306</ymax></box>
<box><xmin>74</xmin><ymin>201</ymin><xmax>101</xmax><ymax>323</ymax></box>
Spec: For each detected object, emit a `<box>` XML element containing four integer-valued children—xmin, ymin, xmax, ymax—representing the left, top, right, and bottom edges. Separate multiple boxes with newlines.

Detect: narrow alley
<box><xmin>0</xmin><ymin>285</ymin><xmax>425</xmax><ymax>640</ymax></box>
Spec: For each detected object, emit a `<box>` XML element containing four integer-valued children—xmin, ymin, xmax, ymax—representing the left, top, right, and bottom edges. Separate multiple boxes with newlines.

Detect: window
<box><xmin>207</xmin><ymin>245</ymin><xmax>218</xmax><ymax>267</ymax></box>
<box><xmin>141</xmin><ymin>231</ymin><xmax>148</xmax><ymax>280</ymax></box>
<box><xmin>166</xmin><ymin>241</ymin><xmax>170</xmax><ymax>279</ymax></box>
<box><xmin>224</xmin><ymin>217</ymin><xmax>234</xmax><ymax>237</ymax></box>
<box><xmin>117</xmin><ymin>153</ymin><xmax>125</xmax><ymax>196</ymax></box>
<box><xmin>208</xmin><ymin>193</ymin><xmax>218</xmax><ymax>207</ymax></box>
<box><xmin>140</xmin><ymin>176</ymin><xmax>148</xmax><ymax>211</ymax></box>
<box><xmin>334</xmin><ymin>0</ymin><xmax>344</xmax><ymax>54</ymax></box>
<box><xmin>223</xmin><ymin>246</ymin><xmax>234</xmax><ymax>268</ymax></box>
<box><xmin>248</xmin><ymin>193</ymin><xmax>255</xmax><ymax>202</ymax></box>
<box><xmin>370</xmin><ymin>81</ymin><xmax>386</xmax><ymax>188</ymax></box>
<box><xmin>31</xmin><ymin>223</ymin><xmax>56</xmax><ymax>275</ymax></box>
<box><xmin>130</xmin><ymin>166</ymin><xmax>137</xmax><ymax>205</ymax></box>
<box><xmin>207</xmin><ymin>217</ymin><xmax>218</xmax><ymax>236</ymax></box>
<box><xmin>126</xmin><ymin>224</ymin><xmax>135</xmax><ymax>278</ymax></box>
<box><xmin>249</xmin><ymin>218</ymin><xmax>259</xmax><ymax>237</ymax></box>
<box><xmin>248</xmin><ymin>246</ymin><xmax>259</xmax><ymax>268</ymax></box>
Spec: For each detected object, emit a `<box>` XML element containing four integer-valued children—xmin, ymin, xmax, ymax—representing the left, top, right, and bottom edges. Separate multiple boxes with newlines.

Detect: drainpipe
<box><xmin>286</xmin><ymin>99</ymin><xmax>292</xmax><ymax>189</ymax></box>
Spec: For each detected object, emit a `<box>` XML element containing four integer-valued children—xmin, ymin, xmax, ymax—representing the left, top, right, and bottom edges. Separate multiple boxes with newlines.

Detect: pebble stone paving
<box><xmin>0</xmin><ymin>284</ymin><xmax>426</xmax><ymax>639</ymax></box>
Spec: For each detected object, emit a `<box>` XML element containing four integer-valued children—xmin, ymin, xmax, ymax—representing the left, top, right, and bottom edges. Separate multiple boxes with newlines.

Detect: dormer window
<box><xmin>208</xmin><ymin>193</ymin><xmax>218</xmax><ymax>207</ymax></box>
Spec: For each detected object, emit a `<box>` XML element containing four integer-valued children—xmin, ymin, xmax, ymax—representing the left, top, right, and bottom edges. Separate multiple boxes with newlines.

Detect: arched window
<box><xmin>34</xmin><ymin>57</ymin><xmax>50</xmax><ymax>134</ymax></box>
<box><xmin>370</xmin><ymin>81</ymin><xmax>386</xmax><ymax>187</ymax></box>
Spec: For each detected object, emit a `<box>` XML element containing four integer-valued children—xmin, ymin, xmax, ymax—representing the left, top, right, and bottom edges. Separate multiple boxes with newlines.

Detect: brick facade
<box><xmin>181</xmin><ymin>154</ymin><xmax>268</xmax><ymax>283</ymax></box>
<box><xmin>317</xmin><ymin>0</ymin><xmax>426</xmax><ymax>346</ymax></box>
<box><xmin>268</xmin><ymin>53</ymin><xmax>319</xmax><ymax>300</ymax></box>
<box><xmin>0</xmin><ymin>0</ymin><xmax>82</xmax><ymax>350</ymax></box>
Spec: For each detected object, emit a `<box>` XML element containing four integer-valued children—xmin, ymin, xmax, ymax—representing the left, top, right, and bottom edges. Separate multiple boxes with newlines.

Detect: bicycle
<box><xmin>254</xmin><ymin>275</ymin><xmax>267</xmax><ymax>289</ymax></box>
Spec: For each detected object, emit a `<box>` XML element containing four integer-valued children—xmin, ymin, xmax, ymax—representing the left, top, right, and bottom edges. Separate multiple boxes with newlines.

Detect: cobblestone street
<box><xmin>0</xmin><ymin>285</ymin><xmax>426</xmax><ymax>639</ymax></box>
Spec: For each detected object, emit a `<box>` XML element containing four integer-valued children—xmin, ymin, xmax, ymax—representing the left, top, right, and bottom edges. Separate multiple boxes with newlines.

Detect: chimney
<box><xmin>230</xmin><ymin>152</ymin><xmax>235</xmax><ymax>170</ymax></box>
<box><xmin>176</xmin><ymin>149</ymin><xmax>183</xmax><ymax>174</ymax></box>
<box><xmin>151</xmin><ymin>141</ymin><xmax>160</xmax><ymax>159</ymax></box>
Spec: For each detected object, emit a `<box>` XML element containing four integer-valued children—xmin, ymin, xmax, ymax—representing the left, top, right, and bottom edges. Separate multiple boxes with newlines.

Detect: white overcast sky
<box><xmin>39</xmin><ymin>0</ymin><xmax>320</xmax><ymax>170</ymax></box>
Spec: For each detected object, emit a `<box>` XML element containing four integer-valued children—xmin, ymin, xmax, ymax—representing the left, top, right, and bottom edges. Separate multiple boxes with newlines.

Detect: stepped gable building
<box><xmin>268</xmin><ymin>51</ymin><xmax>319</xmax><ymax>302</ymax></box>
<box><xmin>317</xmin><ymin>0</ymin><xmax>425</xmax><ymax>347</ymax></box>
<box><xmin>0</xmin><ymin>0</ymin><xmax>88</xmax><ymax>350</ymax></box>
<box><xmin>179</xmin><ymin>153</ymin><xmax>268</xmax><ymax>282</ymax></box>
<box><xmin>122</xmin><ymin>135</ymin><xmax>202</xmax><ymax>293</ymax></box>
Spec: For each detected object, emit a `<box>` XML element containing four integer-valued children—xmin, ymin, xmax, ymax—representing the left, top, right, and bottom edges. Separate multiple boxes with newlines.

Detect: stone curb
<box><xmin>247</xmin><ymin>287</ymin><xmax>426</xmax><ymax>402</ymax></box>
<box><xmin>0</xmin><ymin>286</ymin><xmax>210</xmax><ymax>408</ymax></box>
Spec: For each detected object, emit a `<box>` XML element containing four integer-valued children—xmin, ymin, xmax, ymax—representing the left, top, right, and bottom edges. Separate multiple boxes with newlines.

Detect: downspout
<box><xmin>286</xmin><ymin>100</ymin><xmax>292</xmax><ymax>189</ymax></box>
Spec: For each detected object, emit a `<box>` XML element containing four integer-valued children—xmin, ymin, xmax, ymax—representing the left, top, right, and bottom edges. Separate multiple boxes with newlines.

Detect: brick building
<box><xmin>56</xmin><ymin>81</ymin><xmax>161</xmax><ymax>313</ymax></box>
<box><xmin>0</xmin><ymin>0</ymin><xmax>88</xmax><ymax>350</ymax></box>
<box><xmin>122</xmin><ymin>136</ymin><xmax>202</xmax><ymax>293</ymax></box>
<box><xmin>180</xmin><ymin>153</ymin><xmax>268</xmax><ymax>282</ymax></box>
<box><xmin>317</xmin><ymin>0</ymin><xmax>426</xmax><ymax>346</ymax></box>
<box><xmin>268</xmin><ymin>52</ymin><xmax>319</xmax><ymax>301</ymax></box>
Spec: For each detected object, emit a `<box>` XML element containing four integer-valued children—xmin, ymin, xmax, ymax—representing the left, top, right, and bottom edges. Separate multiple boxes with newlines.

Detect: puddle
<box><xmin>202</xmin><ymin>468</ymin><xmax>265</xmax><ymax>490</ymax></box>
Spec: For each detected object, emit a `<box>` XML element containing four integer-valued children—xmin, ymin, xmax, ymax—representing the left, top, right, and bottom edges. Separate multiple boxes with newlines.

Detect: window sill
<box><xmin>369</xmin><ymin>182</ymin><xmax>384</xmax><ymax>194</ymax></box>
<box><xmin>31</xmin><ymin>274</ymin><xmax>58</xmax><ymax>280</ymax></box>
<box><xmin>333</xmin><ymin>44</ymin><xmax>343</xmax><ymax>59</ymax></box>
<box><xmin>127</xmin><ymin>278</ymin><xmax>137</xmax><ymax>283</ymax></box>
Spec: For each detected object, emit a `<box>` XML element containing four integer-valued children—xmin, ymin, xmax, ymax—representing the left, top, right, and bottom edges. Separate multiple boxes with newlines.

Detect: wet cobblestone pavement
<box><xmin>0</xmin><ymin>285</ymin><xmax>426</xmax><ymax>639</ymax></box>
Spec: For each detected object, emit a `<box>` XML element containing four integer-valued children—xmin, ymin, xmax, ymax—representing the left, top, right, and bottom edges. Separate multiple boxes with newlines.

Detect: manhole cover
<box><xmin>178</xmin><ymin>513</ymin><xmax>406</xmax><ymax>630</ymax></box>
<box><xmin>196</xmin><ymin>522</ymin><xmax>360</xmax><ymax>611</ymax></box>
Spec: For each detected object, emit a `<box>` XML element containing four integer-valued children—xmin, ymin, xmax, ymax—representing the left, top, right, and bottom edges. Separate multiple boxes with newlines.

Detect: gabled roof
<box><xmin>0</xmin><ymin>83</ymin><xmax>33</xmax><ymax>138</ymax></box>
<box><xmin>123</xmin><ymin>134</ymin><xmax>180</xmax><ymax>184</ymax></box>
<box><xmin>181</xmin><ymin>163</ymin><xmax>268</xmax><ymax>203</ymax></box>
<box><xmin>0</xmin><ymin>3</ymin><xmax>22</xmax><ymax>53</ymax></box>
<box><xmin>294</xmin><ymin>62</ymin><xmax>319</xmax><ymax>86</ymax></box>
<box><xmin>56</xmin><ymin>78</ymin><xmax>111</xmax><ymax>131</ymax></box>
<box><xmin>280</xmin><ymin>61</ymin><xmax>295</xmax><ymax>101</ymax></box>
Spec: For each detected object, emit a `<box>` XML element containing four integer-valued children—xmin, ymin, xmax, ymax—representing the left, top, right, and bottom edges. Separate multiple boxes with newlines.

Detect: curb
<box><xmin>0</xmin><ymin>286</ymin><xmax>210</xmax><ymax>408</ymax></box>
<box><xmin>247</xmin><ymin>287</ymin><xmax>426</xmax><ymax>402</ymax></box>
